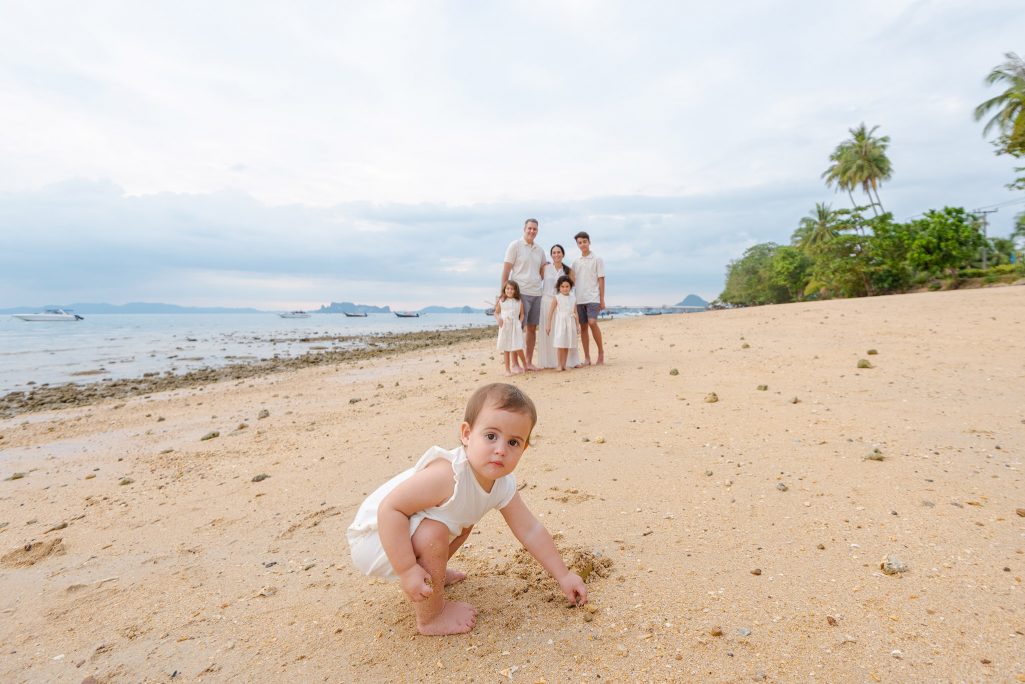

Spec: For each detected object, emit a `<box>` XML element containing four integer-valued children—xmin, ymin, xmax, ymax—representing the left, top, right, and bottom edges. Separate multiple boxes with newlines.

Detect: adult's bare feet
<box><xmin>595</xmin><ymin>355</ymin><xmax>605</xmax><ymax>365</ymax></box>
<box><xmin>416</xmin><ymin>600</ymin><xmax>477</xmax><ymax>635</ymax></box>
<box><xmin>444</xmin><ymin>568</ymin><xmax>467</xmax><ymax>586</ymax></box>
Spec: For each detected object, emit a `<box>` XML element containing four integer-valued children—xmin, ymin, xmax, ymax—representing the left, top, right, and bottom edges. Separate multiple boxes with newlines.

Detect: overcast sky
<box><xmin>2</xmin><ymin>1</ymin><xmax>1023</xmax><ymax>310</ymax></box>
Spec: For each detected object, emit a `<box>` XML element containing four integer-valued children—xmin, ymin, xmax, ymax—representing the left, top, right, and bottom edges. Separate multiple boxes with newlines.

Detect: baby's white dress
<box><xmin>495</xmin><ymin>298</ymin><xmax>525</xmax><ymax>352</ymax></box>
<box><xmin>347</xmin><ymin>446</ymin><xmax>517</xmax><ymax>579</ymax></box>
<box><xmin>552</xmin><ymin>292</ymin><xmax>579</xmax><ymax>349</ymax></box>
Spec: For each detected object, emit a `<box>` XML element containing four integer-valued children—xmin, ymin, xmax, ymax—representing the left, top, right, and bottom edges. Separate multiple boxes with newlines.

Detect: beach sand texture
<box><xmin>1</xmin><ymin>286</ymin><xmax>1023</xmax><ymax>682</ymax></box>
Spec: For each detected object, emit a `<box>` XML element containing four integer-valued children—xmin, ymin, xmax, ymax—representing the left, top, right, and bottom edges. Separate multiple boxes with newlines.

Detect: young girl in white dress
<box><xmin>495</xmin><ymin>281</ymin><xmax>527</xmax><ymax>376</ymax></box>
<box><xmin>537</xmin><ymin>244</ymin><xmax>581</xmax><ymax>369</ymax></box>
<box><xmin>545</xmin><ymin>275</ymin><xmax>581</xmax><ymax>372</ymax></box>
<box><xmin>347</xmin><ymin>383</ymin><xmax>588</xmax><ymax>635</ymax></box>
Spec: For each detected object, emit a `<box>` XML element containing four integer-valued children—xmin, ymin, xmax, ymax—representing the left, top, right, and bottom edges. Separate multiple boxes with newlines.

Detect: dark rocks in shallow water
<box><xmin>1</xmin><ymin>327</ymin><xmax>496</xmax><ymax>419</ymax></box>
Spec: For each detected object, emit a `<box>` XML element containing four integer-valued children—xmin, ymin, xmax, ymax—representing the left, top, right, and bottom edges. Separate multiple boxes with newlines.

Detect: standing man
<box><xmin>501</xmin><ymin>218</ymin><xmax>545</xmax><ymax>371</ymax></box>
<box><xmin>571</xmin><ymin>231</ymin><xmax>605</xmax><ymax>365</ymax></box>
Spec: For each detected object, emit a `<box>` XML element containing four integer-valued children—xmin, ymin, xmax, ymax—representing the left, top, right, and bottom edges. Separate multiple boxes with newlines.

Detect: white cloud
<box><xmin>1</xmin><ymin>1</ymin><xmax>1023</xmax><ymax>308</ymax></box>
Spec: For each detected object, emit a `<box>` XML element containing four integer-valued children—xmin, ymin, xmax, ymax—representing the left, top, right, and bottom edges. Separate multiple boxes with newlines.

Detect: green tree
<box><xmin>906</xmin><ymin>207</ymin><xmax>987</xmax><ymax>277</ymax></box>
<box><xmin>769</xmin><ymin>245</ymin><xmax>812</xmax><ymax>301</ymax></box>
<box><xmin>986</xmin><ymin>236</ymin><xmax>1016</xmax><ymax>266</ymax></box>
<box><xmin>864</xmin><ymin>213</ymin><xmax>914</xmax><ymax>292</ymax></box>
<box><xmin>974</xmin><ymin>52</ymin><xmax>1025</xmax><ymax>190</ymax></box>
<box><xmin>791</xmin><ymin>203</ymin><xmax>838</xmax><ymax>254</ymax></box>
<box><xmin>804</xmin><ymin>232</ymin><xmax>871</xmax><ymax>299</ymax></box>
<box><xmin>720</xmin><ymin>243</ymin><xmax>792</xmax><ymax>306</ymax></box>
<box><xmin>1013</xmin><ymin>210</ymin><xmax>1025</xmax><ymax>248</ymax></box>
<box><xmin>823</xmin><ymin>124</ymin><xmax>893</xmax><ymax>215</ymax></box>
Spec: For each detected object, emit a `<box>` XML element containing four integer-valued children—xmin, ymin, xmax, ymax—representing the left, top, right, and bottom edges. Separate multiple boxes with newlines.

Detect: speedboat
<box><xmin>343</xmin><ymin>311</ymin><xmax>369</xmax><ymax>317</ymax></box>
<box><xmin>12</xmin><ymin>308</ymin><xmax>84</xmax><ymax>321</ymax></box>
<box><xmin>279</xmin><ymin>311</ymin><xmax>311</xmax><ymax>319</ymax></box>
<box><xmin>394</xmin><ymin>311</ymin><xmax>420</xmax><ymax>318</ymax></box>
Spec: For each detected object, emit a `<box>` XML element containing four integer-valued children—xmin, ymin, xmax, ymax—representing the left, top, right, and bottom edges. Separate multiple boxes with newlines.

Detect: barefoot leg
<box><xmin>444</xmin><ymin>525</ymin><xmax>473</xmax><ymax>586</ymax></box>
<box><xmin>590</xmin><ymin>321</ymin><xmax>605</xmax><ymax>364</ymax></box>
<box><xmin>410</xmin><ymin>519</ymin><xmax>477</xmax><ymax>635</ymax></box>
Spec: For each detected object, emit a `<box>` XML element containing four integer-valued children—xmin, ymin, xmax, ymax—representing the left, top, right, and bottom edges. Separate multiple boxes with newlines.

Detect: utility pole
<box><xmin>973</xmin><ymin>208</ymin><xmax>997</xmax><ymax>270</ymax></box>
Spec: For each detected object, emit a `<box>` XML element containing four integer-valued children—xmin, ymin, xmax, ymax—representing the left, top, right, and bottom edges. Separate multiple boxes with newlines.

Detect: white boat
<box><xmin>12</xmin><ymin>308</ymin><xmax>84</xmax><ymax>321</ymax></box>
<box><xmin>394</xmin><ymin>311</ymin><xmax>420</xmax><ymax>318</ymax></box>
<box><xmin>279</xmin><ymin>311</ymin><xmax>311</xmax><ymax>319</ymax></box>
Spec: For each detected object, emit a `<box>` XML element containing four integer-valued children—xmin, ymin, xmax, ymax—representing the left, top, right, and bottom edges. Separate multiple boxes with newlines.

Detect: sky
<box><xmin>2</xmin><ymin>1</ymin><xmax>1024</xmax><ymax>310</ymax></box>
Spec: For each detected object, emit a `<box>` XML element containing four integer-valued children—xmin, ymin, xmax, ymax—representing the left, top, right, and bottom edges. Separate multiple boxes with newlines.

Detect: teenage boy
<box><xmin>571</xmin><ymin>231</ymin><xmax>605</xmax><ymax>365</ymax></box>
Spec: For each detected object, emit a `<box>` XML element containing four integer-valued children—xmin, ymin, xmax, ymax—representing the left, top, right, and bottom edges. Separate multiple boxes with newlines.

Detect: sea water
<box><xmin>0</xmin><ymin>313</ymin><xmax>492</xmax><ymax>394</ymax></box>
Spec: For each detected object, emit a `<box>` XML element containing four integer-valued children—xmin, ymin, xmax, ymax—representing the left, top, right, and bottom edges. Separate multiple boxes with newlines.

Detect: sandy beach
<box><xmin>2</xmin><ymin>285</ymin><xmax>1024</xmax><ymax>683</ymax></box>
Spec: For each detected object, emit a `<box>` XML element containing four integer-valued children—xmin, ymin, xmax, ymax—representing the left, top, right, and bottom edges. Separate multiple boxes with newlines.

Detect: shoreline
<box><xmin>0</xmin><ymin>325</ymin><xmax>496</xmax><ymax>418</ymax></box>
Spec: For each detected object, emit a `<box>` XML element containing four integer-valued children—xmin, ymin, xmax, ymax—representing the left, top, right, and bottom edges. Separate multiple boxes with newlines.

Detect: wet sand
<box><xmin>1</xmin><ymin>285</ymin><xmax>1024</xmax><ymax>682</ymax></box>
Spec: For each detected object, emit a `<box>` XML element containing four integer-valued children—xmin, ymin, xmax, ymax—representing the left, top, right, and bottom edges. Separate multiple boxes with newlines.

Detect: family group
<box><xmin>495</xmin><ymin>219</ymin><xmax>606</xmax><ymax>374</ymax></box>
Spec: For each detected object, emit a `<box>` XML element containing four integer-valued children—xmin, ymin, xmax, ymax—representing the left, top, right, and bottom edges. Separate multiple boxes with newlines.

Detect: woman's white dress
<box><xmin>495</xmin><ymin>299</ymin><xmax>525</xmax><ymax>352</ymax></box>
<box><xmin>552</xmin><ymin>293</ymin><xmax>579</xmax><ymax>349</ymax></box>
<box><xmin>538</xmin><ymin>264</ymin><xmax>580</xmax><ymax>367</ymax></box>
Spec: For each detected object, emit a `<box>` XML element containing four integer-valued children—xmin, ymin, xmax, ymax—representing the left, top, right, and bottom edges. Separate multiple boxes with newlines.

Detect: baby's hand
<box><xmin>558</xmin><ymin>572</ymin><xmax>588</xmax><ymax>606</ymax></box>
<box><xmin>399</xmin><ymin>564</ymin><xmax>434</xmax><ymax>603</ymax></box>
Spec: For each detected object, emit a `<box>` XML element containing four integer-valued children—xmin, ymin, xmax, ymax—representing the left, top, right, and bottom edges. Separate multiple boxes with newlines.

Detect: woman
<box><xmin>536</xmin><ymin>244</ymin><xmax>581</xmax><ymax>369</ymax></box>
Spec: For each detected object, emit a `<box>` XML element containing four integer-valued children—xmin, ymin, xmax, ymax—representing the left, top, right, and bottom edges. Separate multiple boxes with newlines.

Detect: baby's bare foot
<box><xmin>444</xmin><ymin>568</ymin><xmax>467</xmax><ymax>586</ymax></box>
<box><xmin>417</xmin><ymin>600</ymin><xmax>477</xmax><ymax>635</ymax></box>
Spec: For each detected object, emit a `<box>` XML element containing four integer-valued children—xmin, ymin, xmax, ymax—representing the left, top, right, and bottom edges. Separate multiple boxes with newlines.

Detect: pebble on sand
<box><xmin>118</xmin><ymin>477</ymin><xmax>134</xmax><ymax>486</ymax></box>
<box><xmin>201</xmin><ymin>431</ymin><xmax>220</xmax><ymax>441</ymax></box>
<box><xmin>257</xmin><ymin>409</ymin><xmax>270</xmax><ymax>419</ymax></box>
<box><xmin>880</xmin><ymin>555</ymin><xmax>908</xmax><ymax>575</ymax></box>
<box><xmin>252</xmin><ymin>474</ymin><xmax>270</xmax><ymax>482</ymax></box>
<box><xmin>704</xmin><ymin>393</ymin><xmax>719</xmax><ymax>403</ymax></box>
<box><xmin>5</xmin><ymin>472</ymin><xmax>26</xmax><ymax>481</ymax></box>
<box><xmin>864</xmin><ymin>448</ymin><xmax>885</xmax><ymax>461</ymax></box>
<box><xmin>669</xmin><ymin>368</ymin><xmax>679</xmax><ymax>376</ymax></box>
<box><xmin>857</xmin><ymin>359</ymin><xmax>874</xmax><ymax>369</ymax></box>
<box><xmin>756</xmin><ymin>385</ymin><xmax>768</xmax><ymax>391</ymax></box>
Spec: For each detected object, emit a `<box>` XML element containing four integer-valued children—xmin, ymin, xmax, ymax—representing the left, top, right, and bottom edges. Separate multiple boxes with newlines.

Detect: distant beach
<box><xmin>1</xmin><ymin>285</ymin><xmax>1023</xmax><ymax>682</ymax></box>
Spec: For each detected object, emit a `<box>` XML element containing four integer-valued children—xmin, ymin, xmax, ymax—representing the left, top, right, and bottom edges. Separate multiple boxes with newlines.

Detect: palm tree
<box><xmin>792</xmin><ymin>203</ymin><xmax>837</xmax><ymax>253</ymax></box>
<box><xmin>823</xmin><ymin>124</ymin><xmax>893</xmax><ymax>215</ymax></box>
<box><xmin>974</xmin><ymin>52</ymin><xmax>1025</xmax><ymax>157</ymax></box>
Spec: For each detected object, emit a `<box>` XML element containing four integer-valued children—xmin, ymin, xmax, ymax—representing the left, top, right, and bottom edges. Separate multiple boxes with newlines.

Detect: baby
<box><xmin>347</xmin><ymin>383</ymin><xmax>588</xmax><ymax>635</ymax></box>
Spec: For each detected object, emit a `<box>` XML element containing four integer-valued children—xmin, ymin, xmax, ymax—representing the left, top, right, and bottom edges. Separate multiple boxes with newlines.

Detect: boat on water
<box><xmin>394</xmin><ymin>311</ymin><xmax>420</xmax><ymax>318</ymax></box>
<box><xmin>343</xmin><ymin>311</ymin><xmax>369</xmax><ymax>317</ymax></box>
<box><xmin>278</xmin><ymin>311</ymin><xmax>311</xmax><ymax>319</ymax></box>
<box><xmin>12</xmin><ymin>308</ymin><xmax>84</xmax><ymax>321</ymax></box>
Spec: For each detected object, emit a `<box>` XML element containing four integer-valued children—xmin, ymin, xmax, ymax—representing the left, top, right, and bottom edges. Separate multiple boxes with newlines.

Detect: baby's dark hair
<box><xmin>556</xmin><ymin>274</ymin><xmax>574</xmax><ymax>290</ymax></box>
<box><xmin>501</xmin><ymin>280</ymin><xmax>521</xmax><ymax>300</ymax></box>
<box><xmin>464</xmin><ymin>383</ymin><xmax>537</xmax><ymax>436</ymax></box>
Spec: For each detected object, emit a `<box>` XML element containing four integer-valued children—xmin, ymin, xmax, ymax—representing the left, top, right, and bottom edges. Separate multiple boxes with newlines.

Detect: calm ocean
<box><xmin>0</xmin><ymin>313</ymin><xmax>492</xmax><ymax>394</ymax></box>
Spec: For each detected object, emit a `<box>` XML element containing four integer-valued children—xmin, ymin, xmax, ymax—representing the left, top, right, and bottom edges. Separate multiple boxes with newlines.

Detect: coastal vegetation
<box><xmin>718</xmin><ymin>54</ymin><xmax>1025</xmax><ymax>307</ymax></box>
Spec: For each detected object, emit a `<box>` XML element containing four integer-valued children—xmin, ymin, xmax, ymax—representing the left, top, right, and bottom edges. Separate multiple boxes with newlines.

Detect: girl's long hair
<box><xmin>501</xmin><ymin>280</ymin><xmax>521</xmax><ymax>301</ymax></box>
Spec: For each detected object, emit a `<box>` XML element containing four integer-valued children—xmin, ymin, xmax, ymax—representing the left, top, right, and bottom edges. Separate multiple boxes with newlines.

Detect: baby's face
<box><xmin>460</xmin><ymin>404</ymin><xmax>533</xmax><ymax>490</ymax></box>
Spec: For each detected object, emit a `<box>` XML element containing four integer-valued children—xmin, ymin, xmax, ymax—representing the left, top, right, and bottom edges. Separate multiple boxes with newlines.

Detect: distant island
<box><xmin>316</xmin><ymin>301</ymin><xmax>392</xmax><ymax>314</ymax></box>
<box><xmin>676</xmin><ymin>294</ymin><xmax>709</xmax><ymax>308</ymax></box>
<box><xmin>316</xmin><ymin>301</ymin><xmax>484</xmax><ymax>314</ymax></box>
